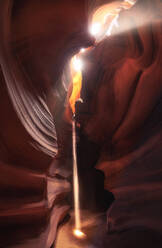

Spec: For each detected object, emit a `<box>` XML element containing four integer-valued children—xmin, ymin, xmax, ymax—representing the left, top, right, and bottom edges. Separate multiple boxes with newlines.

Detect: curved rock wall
<box><xmin>0</xmin><ymin>0</ymin><xmax>94</xmax><ymax>247</ymax></box>
<box><xmin>0</xmin><ymin>0</ymin><xmax>162</xmax><ymax>247</ymax></box>
<box><xmin>77</xmin><ymin>0</ymin><xmax>162</xmax><ymax>246</ymax></box>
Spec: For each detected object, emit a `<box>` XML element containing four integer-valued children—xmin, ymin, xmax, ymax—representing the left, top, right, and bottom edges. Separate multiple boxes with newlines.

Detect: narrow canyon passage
<box><xmin>0</xmin><ymin>0</ymin><xmax>162</xmax><ymax>247</ymax></box>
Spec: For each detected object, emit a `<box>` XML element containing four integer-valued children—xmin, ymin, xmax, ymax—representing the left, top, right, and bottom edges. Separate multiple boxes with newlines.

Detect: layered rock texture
<box><xmin>0</xmin><ymin>0</ymin><xmax>162</xmax><ymax>247</ymax></box>
<box><xmin>0</xmin><ymin>0</ymin><xmax>93</xmax><ymax>246</ymax></box>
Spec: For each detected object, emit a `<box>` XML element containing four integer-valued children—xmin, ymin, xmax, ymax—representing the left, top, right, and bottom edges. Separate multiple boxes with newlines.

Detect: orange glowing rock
<box><xmin>69</xmin><ymin>56</ymin><xmax>82</xmax><ymax>114</ymax></box>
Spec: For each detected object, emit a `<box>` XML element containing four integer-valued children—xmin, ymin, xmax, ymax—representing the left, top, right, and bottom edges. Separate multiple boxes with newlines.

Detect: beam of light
<box><xmin>73</xmin><ymin>229</ymin><xmax>86</xmax><ymax>239</ymax></box>
<box><xmin>69</xmin><ymin>49</ymin><xmax>89</xmax><ymax>235</ymax></box>
<box><xmin>72</xmin><ymin>119</ymin><xmax>81</xmax><ymax>231</ymax></box>
<box><xmin>70</xmin><ymin>53</ymin><xmax>84</xmax><ymax>233</ymax></box>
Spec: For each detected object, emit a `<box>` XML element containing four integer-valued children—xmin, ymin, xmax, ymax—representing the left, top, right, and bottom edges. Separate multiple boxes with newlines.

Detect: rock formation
<box><xmin>0</xmin><ymin>0</ymin><xmax>162</xmax><ymax>247</ymax></box>
<box><xmin>74</xmin><ymin>0</ymin><xmax>162</xmax><ymax>247</ymax></box>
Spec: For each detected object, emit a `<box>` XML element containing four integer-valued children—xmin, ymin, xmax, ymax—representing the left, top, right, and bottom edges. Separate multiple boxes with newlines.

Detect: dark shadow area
<box><xmin>77</xmin><ymin>130</ymin><xmax>115</xmax><ymax>212</ymax></box>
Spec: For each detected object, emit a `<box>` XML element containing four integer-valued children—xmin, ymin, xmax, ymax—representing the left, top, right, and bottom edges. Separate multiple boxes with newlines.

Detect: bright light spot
<box><xmin>90</xmin><ymin>22</ymin><xmax>101</xmax><ymax>36</ymax></box>
<box><xmin>73</xmin><ymin>229</ymin><xmax>86</xmax><ymax>239</ymax></box>
<box><xmin>72</xmin><ymin>57</ymin><xmax>83</xmax><ymax>71</ymax></box>
<box><xmin>80</xmin><ymin>48</ymin><xmax>86</xmax><ymax>53</ymax></box>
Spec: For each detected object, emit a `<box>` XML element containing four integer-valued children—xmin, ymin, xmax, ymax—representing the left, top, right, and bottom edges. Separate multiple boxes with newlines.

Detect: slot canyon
<box><xmin>0</xmin><ymin>0</ymin><xmax>162</xmax><ymax>247</ymax></box>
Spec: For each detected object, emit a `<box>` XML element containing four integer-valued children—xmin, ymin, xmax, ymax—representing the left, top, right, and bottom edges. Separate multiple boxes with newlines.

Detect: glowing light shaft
<box><xmin>72</xmin><ymin>119</ymin><xmax>81</xmax><ymax>234</ymax></box>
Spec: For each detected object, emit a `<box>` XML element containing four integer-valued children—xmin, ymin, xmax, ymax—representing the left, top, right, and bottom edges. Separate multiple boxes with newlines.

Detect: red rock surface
<box><xmin>0</xmin><ymin>0</ymin><xmax>162</xmax><ymax>247</ymax></box>
<box><xmin>77</xmin><ymin>1</ymin><xmax>162</xmax><ymax>247</ymax></box>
